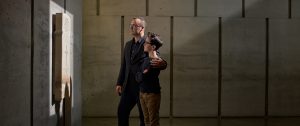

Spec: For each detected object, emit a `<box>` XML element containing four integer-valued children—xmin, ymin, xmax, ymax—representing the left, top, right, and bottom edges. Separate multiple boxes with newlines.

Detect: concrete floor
<box><xmin>83</xmin><ymin>117</ymin><xmax>300</xmax><ymax>126</ymax></box>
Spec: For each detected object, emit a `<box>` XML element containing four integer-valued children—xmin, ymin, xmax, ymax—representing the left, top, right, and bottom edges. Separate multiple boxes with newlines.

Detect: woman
<box><xmin>137</xmin><ymin>32</ymin><xmax>163</xmax><ymax>126</ymax></box>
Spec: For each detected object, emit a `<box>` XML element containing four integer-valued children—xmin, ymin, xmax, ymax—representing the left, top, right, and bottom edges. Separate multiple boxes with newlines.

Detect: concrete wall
<box><xmin>34</xmin><ymin>0</ymin><xmax>82</xmax><ymax>125</ymax></box>
<box><xmin>0</xmin><ymin>0</ymin><xmax>31</xmax><ymax>125</ymax></box>
<box><xmin>0</xmin><ymin>0</ymin><xmax>82</xmax><ymax>125</ymax></box>
<box><xmin>66</xmin><ymin>0</ymin><xmax>83</xmax><ymax>125</ymax></box>
<box><xmin>83</xmin><ymin>0</ymin><xmax>300</xmax><ymax>117</ymax></box>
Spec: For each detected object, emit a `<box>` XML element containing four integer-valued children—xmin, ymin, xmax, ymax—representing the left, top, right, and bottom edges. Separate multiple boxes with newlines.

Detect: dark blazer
<box><xmin>117</xmin><ymin>38</ymin><xmax>147</xmax><ymax>91</ymax></box>
<box><xmin>117</xmin><ymin>37</ymin><xmax>168</xmax><ymax>93</ymax></box>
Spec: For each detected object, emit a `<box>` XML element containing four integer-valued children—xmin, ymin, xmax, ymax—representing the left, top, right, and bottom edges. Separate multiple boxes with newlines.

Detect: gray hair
<box><xmin>132</xmin><ymin>17</ymin><xmax>146</xmax><ymax>28</ymax></box>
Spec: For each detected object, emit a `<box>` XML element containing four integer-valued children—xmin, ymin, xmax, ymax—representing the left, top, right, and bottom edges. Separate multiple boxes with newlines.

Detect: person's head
<box><xmin>144</xmin><ymin>32</ymin><xmax>163</xmax><ymax>52</ymax></box>
<box><xmin>129</xmin><ymin>17</ymin><xmax>146</xmax><ymax>36</ymax></box>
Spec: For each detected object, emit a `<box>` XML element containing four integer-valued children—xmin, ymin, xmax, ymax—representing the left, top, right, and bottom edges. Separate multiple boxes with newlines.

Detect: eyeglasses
<box><xmin>129</xmin><ymin>24</ymin><xmax>143</xmax><ymax>29</ymax></box>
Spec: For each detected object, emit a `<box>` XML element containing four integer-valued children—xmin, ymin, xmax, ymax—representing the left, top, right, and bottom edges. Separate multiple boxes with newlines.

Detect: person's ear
<box><xmin>152</xmin><ymin>45</ymin><xmax>156</xmax><ymax>50</ymax></box>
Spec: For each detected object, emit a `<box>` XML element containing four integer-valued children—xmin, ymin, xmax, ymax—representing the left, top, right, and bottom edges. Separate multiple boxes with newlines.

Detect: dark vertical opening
<box><xmin>64</xmin><ymin>0</ymin><xmax>67</xmax><ymax>13</ymax></box>
<box><xmin>51</xmin><ymin>14</ymin><xmax>56</xmax><ymax>106</ymax></box>
<box><xmin>218</xmin><ymin>17</ymin><xmax>222</xmax><ymax>119</ymax></box>
<box><xmin>242</xmin><ymin>0</ymin><xmax>245</xmax><ymax>18</ymax></box>
<box><xmin>30</xmin><ymin>0</ymin><xmax>34</xmax><ymax>125</ymax></box>
<box><xmin>170</xmin><ymin>16</ymin><xmax>174</xmax><ymax>119</ymax></box>
<box><xmin>265</xmin><ymin>18</ymin><xmax>269</xmax><ymax>118</ymax></box>
<box><xmin>146</xmin><ymin>0</ymin><xmax>149</xmax><ymax>16</ymax></box>
<box><xmin>97</xmin><ymin>0</ymin><xmax>100</xmax><ymax>16</ymax></box>
<box><xmin>194</xmin><ymin>0</ymin><xmax>198</xmax><ymax>17</ymax></box>
<box><xmin>289</xmin><ymin>0</ymin><xmax>292</xmax><ymax>19</ymax></box>
<box><xmin>121</xmin><ymin>16</ymin><xmax>124</xmax><ymax>59</ymax></box>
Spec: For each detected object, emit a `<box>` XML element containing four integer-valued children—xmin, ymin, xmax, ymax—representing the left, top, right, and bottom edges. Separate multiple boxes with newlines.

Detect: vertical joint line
<box><xmin>289</xmin><ymin>0</ymin><xmax>292</xmax><ymax>19</ymax></box>
<box><xmin>146</xmin><ymin>0</ymin><xmax>149</xmax><ymax>16</ymax></box>
<box><xmin>242</xmin><ymin>0</ymin><xmax>245</xmax><ymax>18</ymax></box>
<box><xmin>194</xmin><ymin>0</ymin><xmax>197</xmax><ymax>17</ymax></box>
<box><xmin>64</xmin><ymin>0</ymin><xmax>67</xmax><ymax>13</ymax></box>
<box><xmin>265</xmin><ymin>18</ymin><xmax>269</xmax><ymax>118</ymax></box>
<box><xmin>97</xmin><ymin>0</ymin><xmax>100</xmax><ymax>16</ymax></box>
<box><xmin>121</xmin><ymin>16</ymin><xmax>124</xmax><ymax>59</ymax></box>
<box><xmin>30</xmin><ymin>0</ymin><xmax>34</xmax><ymax>125</ymax></box>
<box><xmin>218</xmin><ymin>17</ymin><xmax>222</xmax><ymax>118</ymax></box>
<box><xmin>170</xmin><ymin>16</ymin><xmax>174</xmax><ymax>118</ymax></box>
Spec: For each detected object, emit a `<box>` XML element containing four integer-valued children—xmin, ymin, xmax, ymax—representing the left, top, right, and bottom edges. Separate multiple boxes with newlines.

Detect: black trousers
<box><xmin>118</xmin><ymin>75</ymin><xmax>145</xmax><ymax>126</ymax></box>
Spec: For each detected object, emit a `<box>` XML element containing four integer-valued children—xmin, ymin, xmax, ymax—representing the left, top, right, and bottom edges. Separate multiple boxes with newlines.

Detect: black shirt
<box><xmin>138</xmin><ymin>57</ymin><xmax>161</xmax><ymax>94</ymax></box>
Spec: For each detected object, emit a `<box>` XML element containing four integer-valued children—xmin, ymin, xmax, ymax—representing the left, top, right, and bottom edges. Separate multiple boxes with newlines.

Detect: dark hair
<box><xmin>147</xmin><ymin>32</ymin><xmax>163</xmax><ymax>50</ymax></box>
<box><xmin>132</xmin><ymin>17</ymin><xmax>146</xmax><ymax>28</ymax></box>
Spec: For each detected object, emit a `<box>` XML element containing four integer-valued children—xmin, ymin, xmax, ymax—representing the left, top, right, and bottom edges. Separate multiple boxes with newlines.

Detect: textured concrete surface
<box><xmin>100</xmin><ymin>0</ymin><xmax>146</xmax><ymax>16</ymax></box>
<box><xmin>33</xmin><ymin>0</ymin><xmax>82</xmax><ymax>125</ymax></box>
<box><xmin>173</xmin><ymin>17</ymin><xmax>219</xmax><ymax>116</ymax></box>
<box><xmin>269</xmin><ymin>19</ymin><xmax>300</xmax><ymax>116</ymax></box>
<box><xmin>221</xmin><ymin>18</ymin><xmax>266</xmax><ymax>116</ymax></box>
<box><xmin>149</xmin><ymin>0</ymin><xmax>194</xmax><ymax>16</ymax></box>
<box><xmin>66</xmin><ymin>0</ymin><xmax>83</xmax><ymax>125</ymax></box>
<box><xmin>245</xmin><ymin>0</ymin><xmax>288</xmax><ymax>18</ymax></box>
<box><xmin>83</xmin><ymin>0</ymin><xmax>300</xmax><ymax>118</ymax></box>
<box><xmin>83</xmin><ymin>16</ymin><xmax>121</xmax><ymax>116</ymax></box>
<box><xmin>0</xmin><ymin>0</ymin><xmax>82</xmax><ymax>125</ymax></box>
<box><xmin>292</xmin><ymin>0</ymin><xmax>300</xmax><ymax>18</ymax></box>
<box><xmin>33</xmin><ymin>0</ymin><xmax>52</xmax><ymax>125</ymax></box>
<box><xmin>197</xmin><ymin>0</ymin><xmax>242</xmax><ymax>17</ymax></box>
<box><xmin>0</xmin><ymin>0</ymin><xmax>31</xmax><ymax>125</ymax></box>
<box><xmin>83</xmin><ymin>0</ymin><xmax>97</xmax><ymax>16</ymax></box>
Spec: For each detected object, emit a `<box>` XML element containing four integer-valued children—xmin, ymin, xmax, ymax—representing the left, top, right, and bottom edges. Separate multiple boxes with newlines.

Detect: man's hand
<box><xmin>151</xmin><ymin>58</ymin><xmax>166</xmax><ymax>69</ymax></box>
<box><xmin>115</xmin><ymin>85</ymin><xmax>122</xmax><ymax>96</ymax></box>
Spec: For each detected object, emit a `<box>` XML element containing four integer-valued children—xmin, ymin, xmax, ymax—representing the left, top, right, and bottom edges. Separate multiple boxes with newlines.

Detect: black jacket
<box><xmin>116</xmin><ymin>37</ymin><xmax>167</xmax><ymax>92</ymax></box>
<box><xmin>117</xmin><ymin>38</ymin><xmax>147</xmax><ymax>88</ymax></box>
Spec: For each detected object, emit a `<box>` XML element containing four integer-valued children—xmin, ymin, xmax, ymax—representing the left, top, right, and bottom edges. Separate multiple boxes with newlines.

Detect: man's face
<box><xmin>129</xmin><ymin>19</ymin><xmax>144</xmax><ymax>36</ymax></box>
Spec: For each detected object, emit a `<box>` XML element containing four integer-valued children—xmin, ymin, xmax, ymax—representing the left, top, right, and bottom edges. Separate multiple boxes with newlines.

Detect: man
<box><xmin>116</xmin><ymin>17</ymin><xmax>167</xmax><ymax>126</ymax></box>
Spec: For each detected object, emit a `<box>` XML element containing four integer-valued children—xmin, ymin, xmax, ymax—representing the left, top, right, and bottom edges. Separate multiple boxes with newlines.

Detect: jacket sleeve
<box><xmin>117</xmin><ymin>49</ymin><xmax>126</xmax><ymax>86</ymax></box>
<box><xmin>159</xmin><ymin>58</ymin><xmax>168</xmax><ymax>70</ymax></box>
<box><xmin>156</xmin><ymin>50</ymin><xmax>168</xmax><ymax>70</ymax></box>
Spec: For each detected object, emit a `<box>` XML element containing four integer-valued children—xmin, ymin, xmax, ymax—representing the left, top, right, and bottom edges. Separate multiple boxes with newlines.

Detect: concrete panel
<box><xmin>83</xmin><ymin>0</ymin><xmax>97</xmax><ymax>16</ymax></box>
<box><xmin>198</xmin><ymin>0</ymin><xmax>242</xmax><ymax>17</ymax></box>
<box><xmin>51</xmin><ymin>0</ymin><xmax>64</xmax><ymax>13</ymax></box>
<box><xmin>292</xmin><ymin>0</ymin><xmax>300</xmax><ymax>18</ymax></box>
<box><xmin>173</xmin><ymin>17</ymin><xmax>219</xmax><ymax>116</ymax></box>
<box><xmin>269</xmin><ymin>19</ymin><xmax>300</xmax><ymax>116</ymax></box>
<box><xmin>267</xmin><ymin>118</ymin><xmax>300</xmax><ymax>126</ymax></box>
<box><xmin>83</xmin><ymin>16</ymin><xmax>121</xmax><ymax>116</ymax></box>
<box><xmin>149</xmin><ymin>0</ymin><xmax>194</xmax><ymax>16</ymax></box>
<box><xmin>66</xmin><ymin>0</ymin><xmax>82</xmax><ymax>125</ymax></box>
<box><xmin>100</xmin><ymin>0</ymin><xmax>145</xmax><ymax>16</ymax></box>
<box><xmin>221</xmin><ymin>118</ymin><xmax>265</xmax><ymax>126</ymax></box>
<box><xmin>221</xmin><ymin>18</ymin><xmax>266</xmax><ymax>116</ymax></box>
<box><xmin>245</xmin><ymin>0</ymin><xmax>288</xmax><ymax>18</ymax></box>
<box><xmin>0</xmin><ymin>0</ymin><xmax>31</xmax><ymax>125</ymax></box>
<box><xmin>33</xmin><ymin>0</ymin><xmax>52</xmax><ymax>125</ymax></box>
<box><xmin>172</xmin><ymin>118</ymin><xmax>219</xmax><ymax>126</ymax></box>
<box><xmin>123</xmin><ymin>16</ymin><xmax>171</xmax><ymax>117</ymax></box>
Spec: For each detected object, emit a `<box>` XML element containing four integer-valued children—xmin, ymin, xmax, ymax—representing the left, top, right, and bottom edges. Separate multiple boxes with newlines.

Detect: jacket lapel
<box><xmin>127</xmin><ymin>41</ymin><xmax>133</xmax><ymax>61</ymax></box>
<box><xmin>131</xmin><ymin>38</ymin><xmax>146</xmax><ymax>64</ymax></box>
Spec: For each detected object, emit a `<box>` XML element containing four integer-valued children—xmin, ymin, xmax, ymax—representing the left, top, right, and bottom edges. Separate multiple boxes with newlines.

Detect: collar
<box><xmin>132</xmin><ymin>36</ymin><xmax>145</xmax><ymax>44</ymax></box>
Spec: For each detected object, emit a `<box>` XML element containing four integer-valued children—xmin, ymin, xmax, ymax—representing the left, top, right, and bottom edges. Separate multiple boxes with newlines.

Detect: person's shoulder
<box><xmin>124</xmin><ymin>39</ymin><xmax>134</xmax><ymax>47</ymax></box>
<box><xmin>126</xmin><ymin>38</ymin><xmax>134</xmax><ymax>43</ymax></box>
